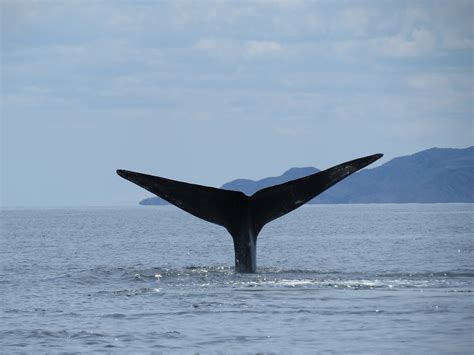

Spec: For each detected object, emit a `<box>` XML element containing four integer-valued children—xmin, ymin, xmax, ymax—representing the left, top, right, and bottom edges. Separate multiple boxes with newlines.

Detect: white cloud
<box><xmin>244</xmin><ymin>40</ymin><xmax>283</xmax><ymax>57</ymax></box>
<box><xmin>440</xmin><ymin>33</ymin><xmax>474</xmax><ymax>50</ymax></box>
<box><xmin>192</xmin><ymin>38</ymin><xmax>239</xmax><ymax>60</ymax></box>
<box><xmin>193</xmin><ymin>38</ymin><xmax>284</xmax><ymax>59</ymax></box>
<box><xmin>406</xmin><ymin>73</ymin><xmax>473</xmax><ymax>93</ymax></box>
<box><xmin>379</xmin><ymin>28</ymin><xmax>436</xmax><ymax>57</ymax></box>
<box><xmin>194</xmin><ymin>38</ymin><xmax>233</xmax><ymax>51</ymax></box>
<box><xmin>274</xmin><ymin>126</ymin><xmax>307</xmax><ymax>137</ymax></box>
<box><xmin>340</xmin><ymin>8</ymin><xmax>373</xmax><ymax>36</ymax></box>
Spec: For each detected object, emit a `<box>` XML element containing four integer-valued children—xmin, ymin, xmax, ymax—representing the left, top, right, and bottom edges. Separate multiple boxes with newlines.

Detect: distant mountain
<box><xmin>139</xmin><ymin>167</ymin><xmax>319</xmax><ymax>205</ymax></box>
<box><xmin>140</xmin><ymin>197</ymin><xmax>169</xmax><ymax>205</ymax></box>
<box><xmin>314</xmin><ymin>147</ymin><xmax>474</xmax><ymax>203</ymax></box>
<box><xmin>139</xmin><ymin>146</ymin><xmax>474</xmax><ymax>205</ymax></box>
<box><xmin>221</xmin><ymin>166</ymin><xmax>319</xmax><ymax>196</ymax></box>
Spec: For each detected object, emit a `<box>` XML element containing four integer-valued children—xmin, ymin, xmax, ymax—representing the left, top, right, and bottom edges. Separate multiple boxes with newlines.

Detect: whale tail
<box><xmin>117</xmin><ymin>153</ymin><xmax>383</xmax><ymax>272</ymax></box>
<box><xmin>117</xmin><ymin>169</ymin><xmax>248</xmax><ymax>230</ymax></box>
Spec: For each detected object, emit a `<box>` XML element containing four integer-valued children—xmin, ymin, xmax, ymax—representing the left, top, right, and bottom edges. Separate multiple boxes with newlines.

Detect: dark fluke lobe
<box><xmin>117</xmin><ymin>153</ymin><xmax>383</xmax><ymax>273</ymax></box>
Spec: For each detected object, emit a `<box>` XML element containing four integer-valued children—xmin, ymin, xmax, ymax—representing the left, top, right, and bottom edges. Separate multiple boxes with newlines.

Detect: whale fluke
<box><xmin>117</xmin><ymin>170</ymin><xmax>247</xmax><ymax>228</ymax></box>
<box><xmin>117</xmin><ymin>153</ymin><xmax>383</xmax><ymax>272</ymax></box>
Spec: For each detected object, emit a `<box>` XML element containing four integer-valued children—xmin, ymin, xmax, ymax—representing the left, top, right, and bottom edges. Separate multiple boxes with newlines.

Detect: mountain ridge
<box><xmin>139</xmin><ymin>146</ymin><xmax>473</xmax><ymax>205</ymax></box>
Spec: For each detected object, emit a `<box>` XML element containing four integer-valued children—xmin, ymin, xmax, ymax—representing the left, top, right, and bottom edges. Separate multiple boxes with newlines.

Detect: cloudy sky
<box><xmin>1</xmin><ymin>0</ymin><xmax>473</xmax><ymax>206</ymax></box>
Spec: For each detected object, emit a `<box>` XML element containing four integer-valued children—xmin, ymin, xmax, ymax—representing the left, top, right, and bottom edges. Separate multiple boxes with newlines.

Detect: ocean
<box><xmin>1</xmin><ymin>204</ymin><xmax>473</xmax><ymax>353</ymax></box>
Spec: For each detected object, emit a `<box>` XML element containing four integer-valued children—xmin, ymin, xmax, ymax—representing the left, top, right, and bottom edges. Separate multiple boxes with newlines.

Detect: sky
<box><xmin>1</xmin><ymin>0</ymin><xmax>473</xmax><ymax>207</ymax></box>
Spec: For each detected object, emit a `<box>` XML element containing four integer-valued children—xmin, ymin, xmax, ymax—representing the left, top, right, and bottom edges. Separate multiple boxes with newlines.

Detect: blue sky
<box><xmin>1</xmin><ymin>0</ymin><xmax>473</xmax><ymax>206</ymax></box>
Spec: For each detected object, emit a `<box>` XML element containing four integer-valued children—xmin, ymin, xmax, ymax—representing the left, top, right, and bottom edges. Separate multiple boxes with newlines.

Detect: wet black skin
<box><xmin>117</xmin><ymin>153</ymin><xmax>383</xmax><ymax>273</ymax></box>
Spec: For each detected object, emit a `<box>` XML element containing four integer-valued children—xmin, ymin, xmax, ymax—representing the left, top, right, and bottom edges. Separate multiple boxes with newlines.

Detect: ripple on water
<box><xmin>55</xmin><ymin>265</ymin><xmax>474</xmax><ymax>296</ymax></box>
<box><xmin>2</xmin><ymin>205</ymin><xmax>473</xmax><ymax>353</ymax></box>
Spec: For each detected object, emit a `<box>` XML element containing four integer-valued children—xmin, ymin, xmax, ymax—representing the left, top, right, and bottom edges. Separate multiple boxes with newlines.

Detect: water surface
<box><xmin>1</xmin><ymin>204</ymin><xmax>473</xmax><ymax>353</ymax></box>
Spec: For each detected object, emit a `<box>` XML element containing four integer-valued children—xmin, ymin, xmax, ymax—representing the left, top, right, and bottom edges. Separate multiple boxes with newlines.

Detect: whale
<box><xmin>117</xmin><ymin>153</ymin><xmax>383</xmax><ymax>273</ymax></box>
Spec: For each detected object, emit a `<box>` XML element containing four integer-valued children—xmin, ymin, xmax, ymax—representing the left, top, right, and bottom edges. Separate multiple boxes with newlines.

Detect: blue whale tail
<box><xmin>117</xmin><ymin>153</ymin><xmax>383</xmax><ymax>272</ymax></box>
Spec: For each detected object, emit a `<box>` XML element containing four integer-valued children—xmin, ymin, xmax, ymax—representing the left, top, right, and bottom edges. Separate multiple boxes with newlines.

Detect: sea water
<box><xmin>1</xmin><ymin>204</ymin><xmax>473</xmax><ymax>353</ymax></box>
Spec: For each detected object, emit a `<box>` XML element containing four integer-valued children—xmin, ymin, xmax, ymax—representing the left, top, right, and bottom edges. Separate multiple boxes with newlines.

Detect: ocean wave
<box><xmin>42</xmin><ymin>264</ymin><xmax>473</xmax><ymax>294</ymax></box>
